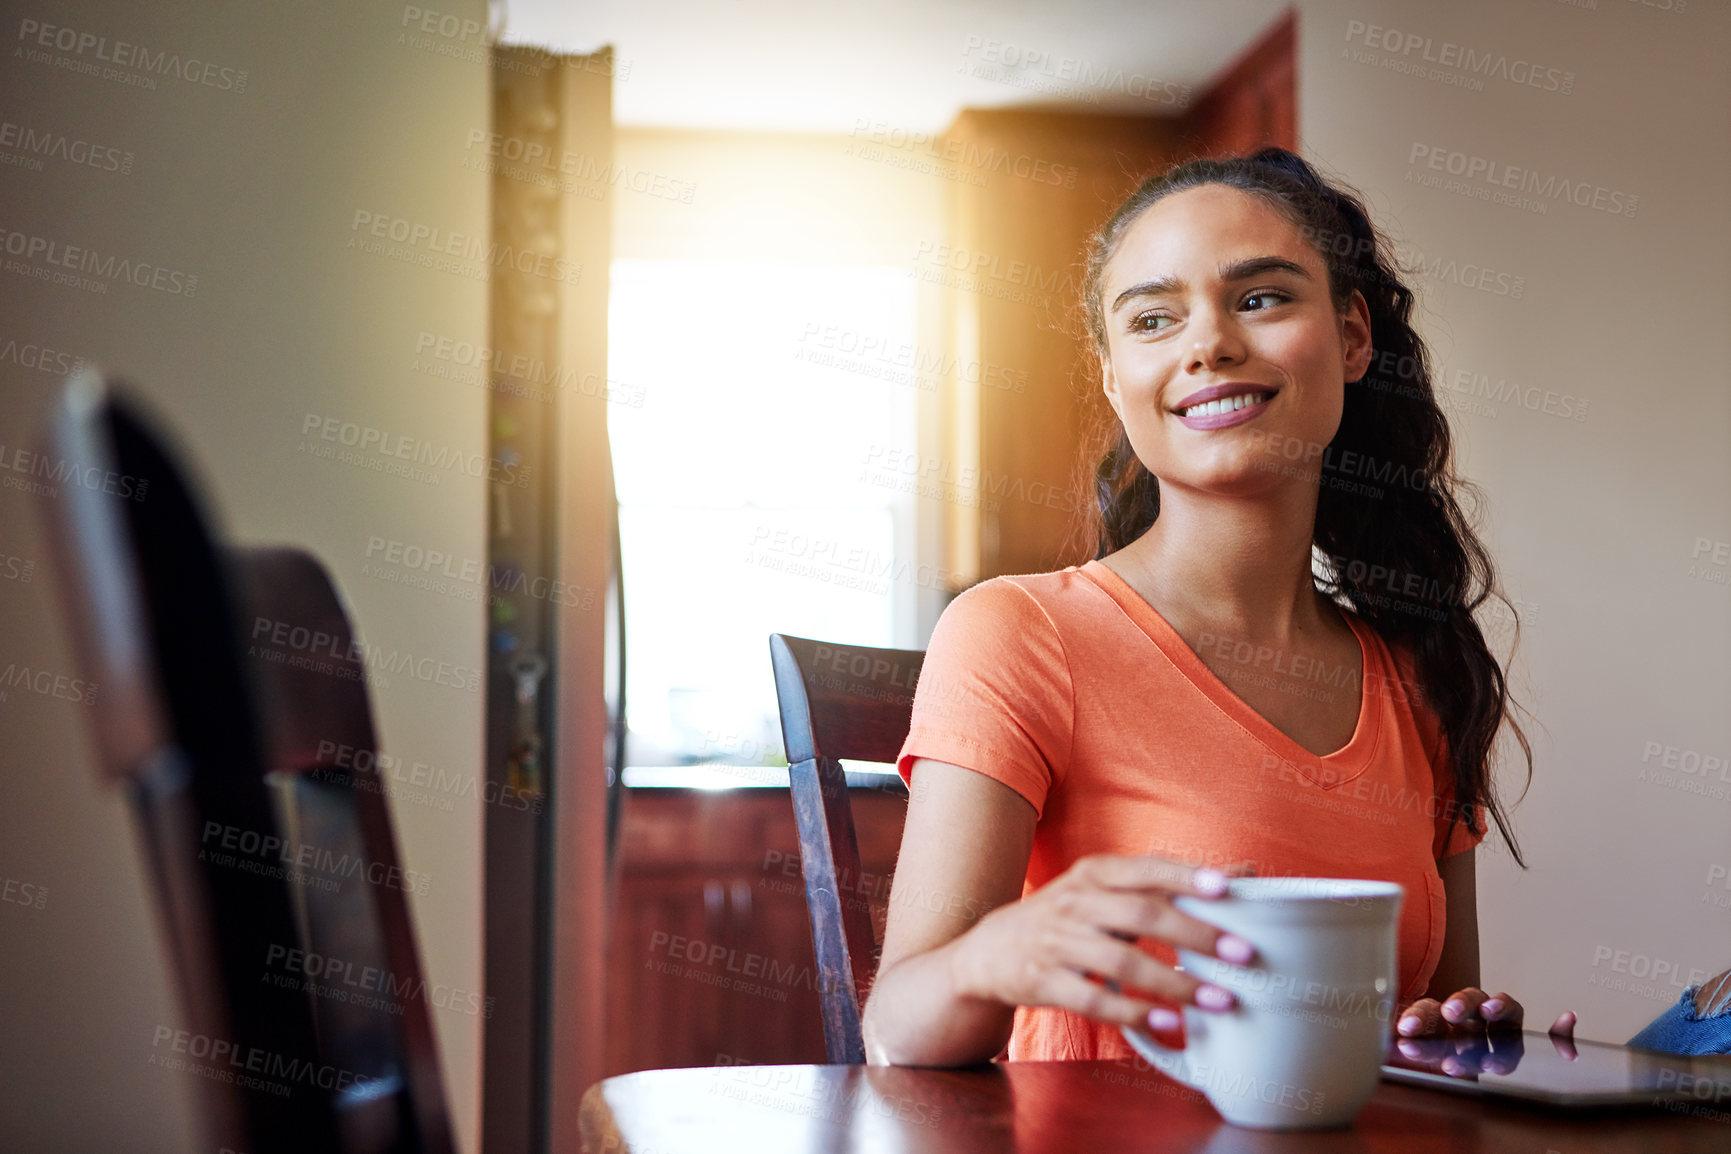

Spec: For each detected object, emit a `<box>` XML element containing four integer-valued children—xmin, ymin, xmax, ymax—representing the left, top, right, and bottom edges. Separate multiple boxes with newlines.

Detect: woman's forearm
<box><xmin>862</xmin><ymin>930</ymin><xmax>1016</xmax><ymax>1067</ymax></box>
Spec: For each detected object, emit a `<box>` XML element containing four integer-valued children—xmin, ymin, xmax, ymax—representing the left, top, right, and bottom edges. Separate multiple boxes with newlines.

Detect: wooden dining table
<box><xmin>580</xmin><ymin>1056</ymin><xmax>1731</xmax><ymax>1153</ymax></box>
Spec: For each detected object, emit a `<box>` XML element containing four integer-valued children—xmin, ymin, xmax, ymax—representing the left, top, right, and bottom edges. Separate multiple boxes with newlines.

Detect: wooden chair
<box><xmin>42</xmin><ymin>374</ymin><xmax>343</xmax><ymax>1153</ymax></box>
<box><xmin>40</xmin><ymin>374</ymin><xmax>452</xmax><ymax>1154</ymax></box>
<box><xmin>767</xmin><ymin>634</ymin><xmax>924</xmax><ymax>1064</ymax></box>
<box><xmin>232</xmin><ymin>546</ymin><xmax>456</xmax><ymax>1154</ymax></box>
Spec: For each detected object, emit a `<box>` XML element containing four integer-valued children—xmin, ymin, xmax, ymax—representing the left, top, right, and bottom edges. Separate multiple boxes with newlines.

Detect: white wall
<box><xmin>0</xmin><ymin>2</ymin><xmax>489</xmax><ymax>1149</ymax></box>
<box><xmin>1292</xmin><ymin>0</ymin><xmax>1730</xmax><ymax>1037</ymax></box>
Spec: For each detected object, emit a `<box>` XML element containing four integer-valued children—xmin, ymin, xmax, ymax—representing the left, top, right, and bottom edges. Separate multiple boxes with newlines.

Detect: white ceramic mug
<box><xmin>1120</xmin><ymin>877</ymin><xmax>1403</xmax><ymax>1129</ymax></box>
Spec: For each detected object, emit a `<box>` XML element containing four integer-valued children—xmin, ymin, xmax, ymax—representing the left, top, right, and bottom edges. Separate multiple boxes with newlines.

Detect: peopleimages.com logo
<box><xmin>0</xmin><ymin>227</ymin><xmax>198</xmax><ymax>295</ymax></box>
<box><xmin>14</xmin><ymin>18</ymin><xmax>249</xmax><ymax>92</ymax></box>
<box><xmin>249</xmin><ymin>614</ymin><xmax>483</xmax><ymax>694</ymax></box>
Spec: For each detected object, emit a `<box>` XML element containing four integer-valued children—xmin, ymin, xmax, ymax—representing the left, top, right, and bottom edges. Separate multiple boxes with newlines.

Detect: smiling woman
<box><xmin>1080</xmin><ymin>150</ymin><xmax>1528</xmax><ymax>869</ymax></box>
<box><xmin>861</xmin><ymin>147</ymin><xmax>1537</xmax><ymax>1067</ymax></box>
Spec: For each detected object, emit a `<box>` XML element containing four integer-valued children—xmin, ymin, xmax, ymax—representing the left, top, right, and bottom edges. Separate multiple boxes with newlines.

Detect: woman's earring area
<box><xmin>1100</xmin><ymin>361</ymin><xmax>1123</xmax><ymax>422</ymax></box>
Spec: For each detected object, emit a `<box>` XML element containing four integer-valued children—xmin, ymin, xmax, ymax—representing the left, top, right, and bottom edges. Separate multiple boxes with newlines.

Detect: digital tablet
<box><xmin>1381</xmin><ymin>1030</ymin><xmax>1731</xmax><ymax>1109</ymax></box>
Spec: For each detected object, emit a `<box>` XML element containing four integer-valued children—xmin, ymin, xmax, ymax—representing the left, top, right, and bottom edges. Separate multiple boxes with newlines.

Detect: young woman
<box><xmin>862</xmin><ymin>148</ymin><xmax>1533</xmax><ymax>1066</ymax></box>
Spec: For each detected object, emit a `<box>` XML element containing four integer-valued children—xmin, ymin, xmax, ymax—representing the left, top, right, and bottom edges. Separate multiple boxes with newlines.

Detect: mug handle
<box><xmin>1119</xmin><ymin>1022</ymin><xmax>1202</xmax><ymax>1088</ymax></box>
<box><xmin>1103</xmin><ymin>972</ymin><xmax>1203</xmax><ymax>1090</ymax></box>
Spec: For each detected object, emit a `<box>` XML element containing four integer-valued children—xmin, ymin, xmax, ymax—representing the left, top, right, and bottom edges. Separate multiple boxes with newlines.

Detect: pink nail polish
<box><xmin>1148</xmin><ymin>1007</ymin><xmax>1181</xmax><ymax>1031</ymax></box>
<box><xmin>1196</xmin><ymin>985</ymin><xmax>1235</xmax><ymax>1012</ymax></box>
<box><xmin>1216</xmin><ymin>934</ymin><xmax>1254</xmax><ymax>964</ymax></box>
<box><xmin>1482</xmin><ymin>998</ymin><xmax>1504</xmax><ymax>1016</ymax></box>
<box><xmin>1398</xmin><ymin>1016</ymin><xmax>1421</xmax><ymax>1035</ymax></box>
<box><xmin>1194</xmin><ymin>868</ymin><xmax>1228</xmax><ymax>895</ymax></box>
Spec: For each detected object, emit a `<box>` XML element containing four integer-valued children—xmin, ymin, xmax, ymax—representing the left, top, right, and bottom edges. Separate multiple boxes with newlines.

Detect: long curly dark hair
<box><xmin>1077</xmin><ymin>146</ymin><xmax>1530</xmax><ymax>865</ymax></box>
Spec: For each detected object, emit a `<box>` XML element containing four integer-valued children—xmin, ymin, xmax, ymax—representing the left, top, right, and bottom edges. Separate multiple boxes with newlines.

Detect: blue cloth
<box><xmin>1626</xmin><ymin>984</ymin><xmax>1731</xmax><ymax>1056</ymax></box>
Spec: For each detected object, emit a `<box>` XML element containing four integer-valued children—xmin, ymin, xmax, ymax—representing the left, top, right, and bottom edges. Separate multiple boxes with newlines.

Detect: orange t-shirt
<box><xmin>895</xmin><ymin>559</ymin><xmax>1485</xmax><ymax>1062</ymax></box>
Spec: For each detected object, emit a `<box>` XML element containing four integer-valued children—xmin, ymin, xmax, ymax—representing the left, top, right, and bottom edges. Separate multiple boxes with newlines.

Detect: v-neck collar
<box><xmin>1078</xmin><ymin>558</ymin><xmax>1382</xmax><ymax>788</ymax></box>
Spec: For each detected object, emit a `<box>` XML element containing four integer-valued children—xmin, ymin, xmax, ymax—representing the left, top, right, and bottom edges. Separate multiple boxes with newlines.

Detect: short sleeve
<box><xmin>896</xmin><ymin>577</ymin><xmax>1074</xmax><ymax>818</ymax></box>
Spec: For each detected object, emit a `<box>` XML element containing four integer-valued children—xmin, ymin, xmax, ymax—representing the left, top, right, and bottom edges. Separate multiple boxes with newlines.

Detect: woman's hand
<box><xmin>1397</xmin><ymin>988</ymin><xmax>1524</xmax><ymax>1037</ymax></box>
<box><xmin>948</xmin><ymin>853</ymin><xmax>1257</xmax><ymax>1033</ymax></box>
<box><xmin>1548</xmin><ymin>1010</ymin><xmax>1579</xmax><ymax>1059</ymax></box>
<box><xmin>1395</xmin><ymin>1007</ymin><xmax>1581</xmax><ymax>1077</ymax></box>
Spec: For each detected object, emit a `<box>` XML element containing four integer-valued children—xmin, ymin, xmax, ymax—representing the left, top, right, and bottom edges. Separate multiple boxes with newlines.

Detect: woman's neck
<box><xmin>1105</xmin><ymin>482</ymin><xmax>1332</xmax><ymax>643</ymax></box>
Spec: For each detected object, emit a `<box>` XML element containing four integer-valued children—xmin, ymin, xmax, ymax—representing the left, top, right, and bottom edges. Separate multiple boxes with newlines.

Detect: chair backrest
<box><xmin>232</xmin><ymin>546</ymin><xmax>456</xmax><ymax>1154</ymax></box>
<box><xmin>40</xmin><ymin>374</ymin><xmax>341</xmax><ymax>1153</ymax></box>
<box><xmin>41</xmin><ymin>374</ymin><xmax>454</xmax><ymax>1154</ymax></box>
<box><xmin>767</xmin><ymin>634</ymin><xmax>924</xmax><ymax>1065</ymax></box>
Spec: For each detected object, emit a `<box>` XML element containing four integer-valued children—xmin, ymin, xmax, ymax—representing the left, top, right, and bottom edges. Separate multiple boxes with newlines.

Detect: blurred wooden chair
<box><xmin>42</xmin><ymin>374</ymin><xmax>341</xmax><ymax>1152</ymax></box>
<box><xmin>233</xmin><ymin>546</ymin><xmax>455</xmax><ymax>1154</ymax></box>
<box><xmin>767</xmin><ymin>634</ymin><xmax>924</xmax><ymax>1065</ymax></box>
<box><xmin>41</xmin><ymin>373</ymin><xmax>453</xmax><ymax>1154</ymax></box>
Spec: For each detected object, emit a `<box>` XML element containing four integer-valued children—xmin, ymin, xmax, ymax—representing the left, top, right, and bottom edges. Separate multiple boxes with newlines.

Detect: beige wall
<box><xmin>1292</xmin><ymin>0</ymin><xmax>1729</xmax><ymax>1038</ymax></box>
<box><xmin>0</xmin><ymin>2</ymin><xmax>489</xmax><ymax>1149</ymax></box>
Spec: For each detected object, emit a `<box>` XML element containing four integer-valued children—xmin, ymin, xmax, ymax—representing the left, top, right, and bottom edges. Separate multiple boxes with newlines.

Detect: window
<box><xmin>608</xmin><ymin>260</ymin><xmax>919</xmax><ymax>777</ymax></box>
